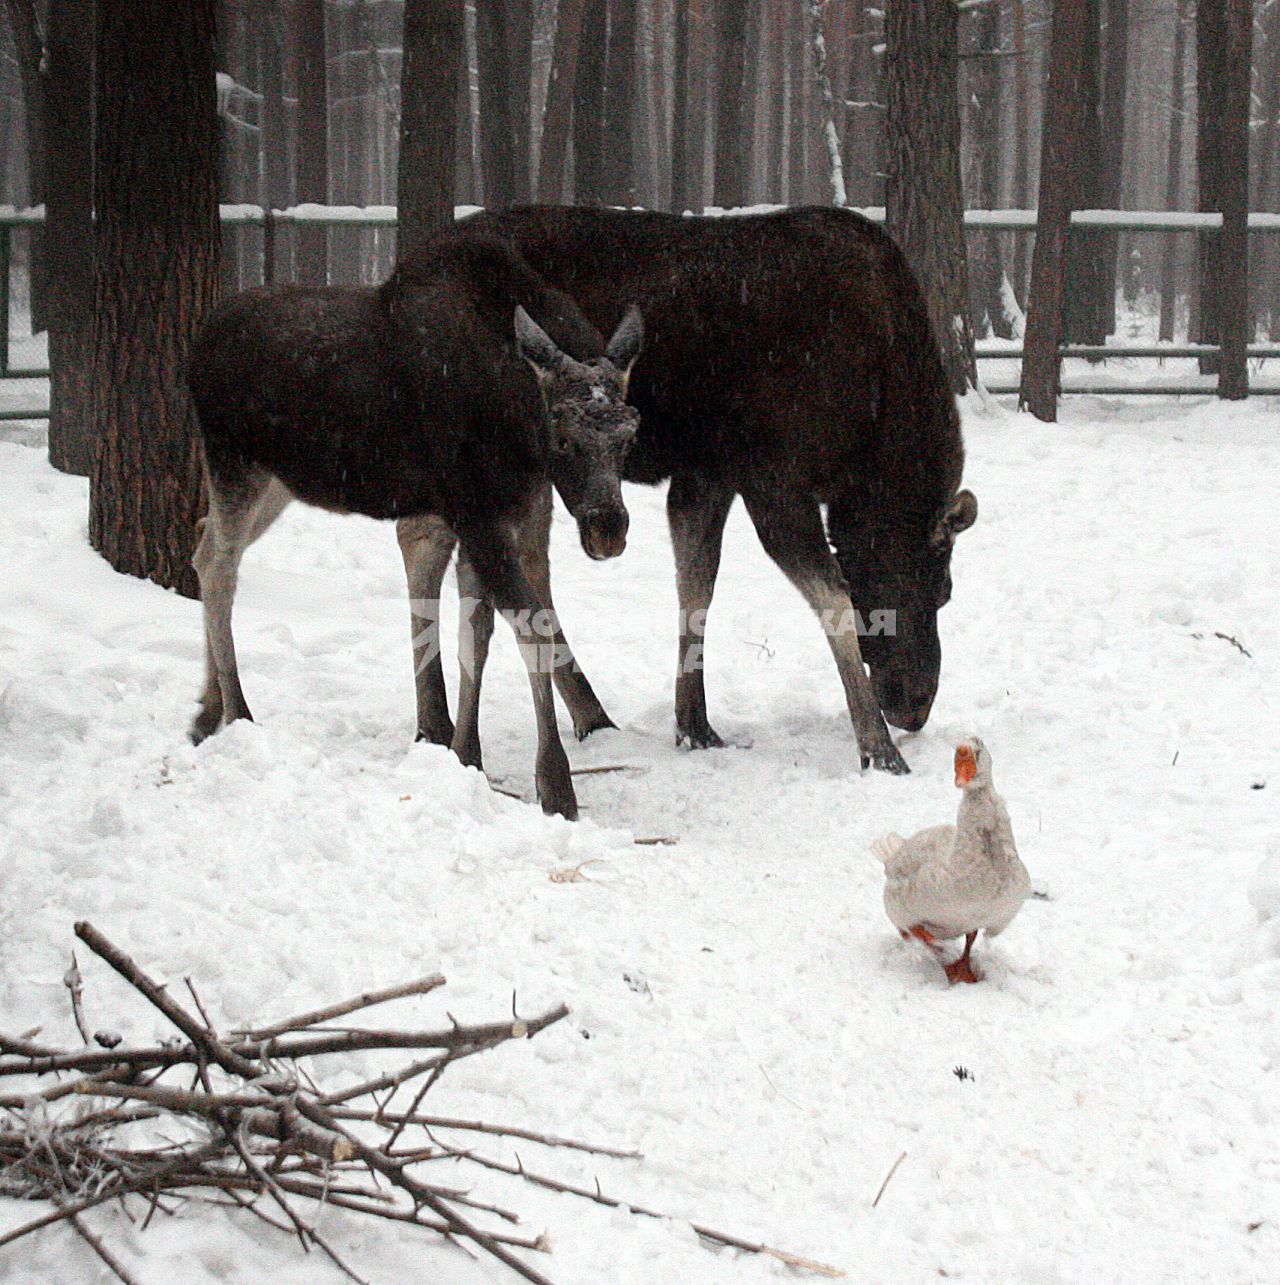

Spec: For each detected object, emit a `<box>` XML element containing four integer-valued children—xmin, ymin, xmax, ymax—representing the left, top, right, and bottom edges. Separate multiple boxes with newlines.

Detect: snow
<box><xmin>2</xmin><ymin>389</ymin><xmax>1280</xmax><ymax>1282</ymax></box>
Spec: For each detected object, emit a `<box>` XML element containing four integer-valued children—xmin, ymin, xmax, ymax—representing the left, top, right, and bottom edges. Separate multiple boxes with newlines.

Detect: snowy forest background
<box><xmin>1</xmin><ymin>0</ymin><xmax>1276</xmax><ymax>329</ymax></box>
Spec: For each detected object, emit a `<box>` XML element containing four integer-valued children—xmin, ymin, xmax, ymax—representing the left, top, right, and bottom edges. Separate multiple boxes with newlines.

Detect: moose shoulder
<box><xmin>186</xmin><ymin>235</ymin><xmax>642</xmax><ymax>820</ymax></box>
<box><xmin>413</xmin><ymin>206</ymin><xmax>977</xmax><ymax>773</ymax></box>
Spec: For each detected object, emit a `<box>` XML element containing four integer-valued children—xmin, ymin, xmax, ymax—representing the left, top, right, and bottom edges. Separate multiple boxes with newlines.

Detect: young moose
<box><xmin>187</xmin><ymin>236</ymin><xmax>642</xmax><ymax>820</ymax></box>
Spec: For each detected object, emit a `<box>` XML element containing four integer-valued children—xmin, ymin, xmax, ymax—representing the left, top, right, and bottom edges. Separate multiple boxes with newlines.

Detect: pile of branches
<box><xmin>1</xmin><ymin>923</ymin><xmax>843</xmax><ymax>1283</ymax></box>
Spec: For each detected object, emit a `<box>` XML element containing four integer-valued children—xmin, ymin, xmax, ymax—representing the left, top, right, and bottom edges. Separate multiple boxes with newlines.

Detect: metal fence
<box><xmin>3</xmin><ymin>205</ymin><xmax>1279</xmax><ymax>421</ymax></box>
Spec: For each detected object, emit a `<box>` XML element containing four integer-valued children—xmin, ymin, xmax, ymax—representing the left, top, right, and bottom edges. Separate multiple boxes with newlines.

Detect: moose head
<box><xmin>514</xmin><ymin>305</ymin><xmax>643</xmax><ymax>561</ymax></box>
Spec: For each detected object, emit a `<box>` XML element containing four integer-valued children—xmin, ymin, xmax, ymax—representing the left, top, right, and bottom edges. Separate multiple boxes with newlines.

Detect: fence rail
<box><xmin>3</xmin><ymin>205</ymin><xmax>1278</xmax><ymax>421</ymax></box>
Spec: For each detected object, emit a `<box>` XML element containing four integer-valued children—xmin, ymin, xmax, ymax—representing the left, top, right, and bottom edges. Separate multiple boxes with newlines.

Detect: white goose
<box><xmin>872</xmin><ymin>737</ymin><xmax>1030</xmax><ymax>984</ymax></box>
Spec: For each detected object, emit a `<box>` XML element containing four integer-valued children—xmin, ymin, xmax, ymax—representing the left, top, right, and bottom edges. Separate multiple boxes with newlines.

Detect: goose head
<box><xmin>954</xmin><ymin>737</ymin><xmax>992</xmax><ymax>790</ymax></box>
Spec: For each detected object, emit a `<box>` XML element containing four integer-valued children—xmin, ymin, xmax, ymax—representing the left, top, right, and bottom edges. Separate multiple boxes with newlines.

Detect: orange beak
<box><xmin>954</xmin><ymin>744</ymin><xmax>977</xmax><ymax>787</ymax></box>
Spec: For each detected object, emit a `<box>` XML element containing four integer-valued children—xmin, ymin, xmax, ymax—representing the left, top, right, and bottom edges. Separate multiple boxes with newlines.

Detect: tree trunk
<box><xmin>536</xmin><ymin>0</ymin><xmax>586</xmax><ymax>201</ymax></box>
<box><xmin>1096</xmin><ymin>0</ymin><xmax>1128</xmax><ymax>338</ymax></box>
<box><xmin>1256</xmin><ymin>1</ymin><xmax>1280</xmax><ymax>340</ymax></box>
<box><xmin>603</xmin><ymin>0</ymin><xmax>638</xmax><ymax>206</ymax></box>
<box><xmin>89</xmin><ymin>0</ymin><xmax>221</xmax><ymax>599</ymax></box>
<box><xmin>295</xmin><ymin>0</ymin><xmax>329</xmax><ymax>285</ymax></box>
<box><xmin>670</xmin><ymin>0</ymin><xmax>696</xmax><ymax>211</ymax></box>
<box><xmin>1158</xmin><ymin>0</ymin><xmax>1188</xmax><ymax>342</ymax></box>
<box><xmin>4</xmin><ymin>0</ymin><xmax>46</xmax><ymax>329</ymax></box>
<box><xmin>713</xmin><ymin>0</ymin><xmax>748</xmax><ymax>208</ymax></box>
<box><xmin>1207</xmin><ymin>0</ymin><xmax>1250</xmax><ymax>397</ymax></box>
<box><xmin>46</xmin><ymin>0</ymin><xmax>96</xmax><ymax>476</ymax></box>
<box><xmin>1010</xmin><ymin>0</ymin><xmax>1030</xmax><ymax>304</ymax></box>
<box><xmin>786</xmin><ymin>0</ymin><xmax>805</xmax><ymax>202</ymax></box>
<box><xmin>573</xmin><ymin>0</ymin><xmax>607</xmax><ymax>204</ymax></box>
<box><xmin>397</xmin><ymin>0</ymin><xmax>463</xmax><ymax>254</ymax></box>
<box><xmin>1062</xmin><ymin>0</ymin><xmax>1106</xmax><ymax>346</ymax></box>
<box><xmin>805</xmin><ymin>0</ymin><xmax>845</xmax><ymax>206</ymax></box>
<box><xmin>505</xmin><ymin>0</ymin><xmax>533</xmax><ymax>203</ymax></box>
<box><xmin>477</xmin><ymin>0</ymin><xmax>516</xmax><ymax>208</ymax></box>
<box><xmin>1020</xmin><ymin>0</ymin><xmax>1093</xmax><ymax>422</ymax></box>
<box><xmin>884</xmin><ymin>0</ymin><xmax>975</xmax><ymax>393</ymax></box>
<box><xmin>259</xmin><ymin>4</ymin><xmax>290</xmax><ymax>283</ymax></box>
<box><xmin>967</xmin><ymin>3</ymin><xmax>1009</xmax><ymax>339</ymax></box>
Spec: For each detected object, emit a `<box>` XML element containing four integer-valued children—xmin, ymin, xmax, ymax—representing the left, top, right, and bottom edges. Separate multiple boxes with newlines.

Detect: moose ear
<box><xmin>932</xmin><ymin>489</ymin><xmax>978</xmax><ymax>548</ymax></box>
<box><xmin>514</xmin><ymin>306</ymin><xmax>567</xmax><ymax>378</ymax></box>
<box><xmin>604</xmin><ymin>305</ymin><xmax>643</xmax><ymax>382</ymax></box>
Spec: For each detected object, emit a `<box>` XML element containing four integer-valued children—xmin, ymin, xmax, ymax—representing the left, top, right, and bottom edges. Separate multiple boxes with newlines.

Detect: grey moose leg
<box><xmin>518</xmin><ymin>485</ymin><xmax>616</xmax><ymax>740</ymax></box>
<box><xmin>456</xmin><ymin>521</ymin><xmax>578</xmax><ymax>820</ymax></box>
<box><xmin>739</xmin><ymin>487</ymin><xmax>909</xmax><ymax>774</ymax></box>
<box><xmin>667</xmin><ymin>473</ymin><xmax>736</xmax><ymax>749</ymax></box>
<box><xmin>451</xmin><ymin>550</ymin><xmax>495</xmax><ymax>771</ymax></box>
<box><xmin>191</xmin><ymin>474</ymin><xmax>292</xmax><ymax>744</ymax></box>
<box><xmin>396</xmin><ymin>514</ymin><xmax>458</xmax><ymax>746</ymax></box>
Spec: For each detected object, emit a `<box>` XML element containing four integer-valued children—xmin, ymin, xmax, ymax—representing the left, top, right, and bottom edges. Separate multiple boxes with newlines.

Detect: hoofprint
<box><xmin>874</xmin><ymin>737</ymin><xmax>1031</xmax><ymax>983</ymax></box>
<box><xmin>1</xmin><ymin>387</ymin><xmax>1279</xmax><ymax>1281</ymax></box>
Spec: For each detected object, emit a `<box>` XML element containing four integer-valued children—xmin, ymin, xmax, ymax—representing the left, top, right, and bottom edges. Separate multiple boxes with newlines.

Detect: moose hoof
<box><xmin>675</xmin><ymin>721</ymin><xmax>725</xmax><ymax>750</ymax></box>
<box><xmin>861</xmin><ymin>743</ymin><xmax>910</xmax><ymax>775</ymax></box>
<box><xmin>537</xmin><ymin>780</ymin><xmax>579</xmax><ymax>821</ymax></box>
<box><xmin>572</xmin><ymin>710</ymin><xmax>617</xmax><ymax>741</ymax></box>
<box><xmin>189</xmin><ymin>710</ymin><xmax>222</xmax><ymax>746</ymax></box>
<box><xmin>415</xmin><ymin>719</ymin><xmax>456</xmax><ymax>748</ymax></box>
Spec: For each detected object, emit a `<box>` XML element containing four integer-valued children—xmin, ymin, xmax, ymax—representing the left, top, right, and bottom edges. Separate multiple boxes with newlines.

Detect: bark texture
<box><xmin>884</xmin><ymin>0</ymin><xmax>975</xmax><ymax>393</ymax></box>
<box><xmin>89</xmin><ymin>0</ymin><xmax>222</xmax><ymax>598</ymax></box>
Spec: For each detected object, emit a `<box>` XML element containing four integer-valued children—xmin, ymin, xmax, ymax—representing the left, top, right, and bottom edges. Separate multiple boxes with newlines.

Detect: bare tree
<box><xmin>1096</xmin><ymin>0</ymin><xmax>1129</xmax><ymax>337</ymax></box>
<box><xmin>397</xmin><ymin>0</ymin><xmax>463</xmax><ymax>253</ymax></box>
<box><xmin>573</xmin><ymin>0</ymin><xmax>607</xmax><ymax>204</ymax></box>
<box><xmin>1158</xmin><ymin>0</ymin><xmax>1189</xmax><ymax>342</ymax></box>
<box><xmin>1196</xmin><ymin>0</ymin><xmax>1251</xmax><ymax>397</ymax></box>
<box><xmin>713</xmin><ymin>0</ymin><xmax>748</xmax><ymax>207</ymax></box>
<box><xmin>3</xmin><ymin>0</ymin><xmax>45</xmax><ymax>328</ymax></box>
<box><xmin>476</xmin><ymin>0</ymin><xmax>516</xmax><ymax>208</ymax></box>
<box><xmin>805</xmin><ymin>0</ymin><xmax>845</xmax><ymax>205</ymax></box>
<box><xmin>295</xmin><ymin>0</ymin><xmax>329</xmax><ymax>285</ymax></box>
<box><xmin>1021</xmin><ymin>0</ymin><xmax>1094</xmax><ymax>421</ymax></box>
<box><xmin>884</xmin><ymin>0</ymin><xmax>975</xmax><ymax>393</ymax></box>
<box><xmin>45</xmin><ymin>0</ymin><xmax>95</xmax><ymax>476</ymax></box>
<box><xmin>965</xmin><ymin>1</ymin><xmax>1010</xmax><ymax>339</ymax></box>
<box><xmin>537</xmin><ymin>0</ymin><xmax>587</xmax><ymax>201</ymax></box>
<box><xmin>89</xmin><ymin>0</ymin><xmax>221</xmax><ymax>597</ymax></box>
<box><xmin>603</xmin><ymin>0</ymin><xmax>638</xmax><ymax>205</ymax></box>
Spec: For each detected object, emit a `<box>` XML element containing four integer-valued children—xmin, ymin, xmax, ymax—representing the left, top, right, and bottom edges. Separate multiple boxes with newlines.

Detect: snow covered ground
<box><xmin>2</xmin><ymin>388</ymin><xmax>1279</xmax><ymax>1283</ymax></box>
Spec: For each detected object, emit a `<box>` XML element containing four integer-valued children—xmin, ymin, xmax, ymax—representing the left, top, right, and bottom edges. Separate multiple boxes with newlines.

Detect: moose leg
<box><xmin>451</xmin><ymin>550</ymin><xmax>495</xmax><ymax>771</ymax></box>
<box><xmin>739</xmin><ymin>487</ymin><xmax>909</xmax><ymax>775</ymax></box>
<box><xmin>518</xmin><ymin>485</ymin><xmax>615</xmax><ymax>740</ymax></box>
<box><xmin>396</xmin><ymin>514</ymin><xmax>458</xmax><ymax>746</ymax></box>
<box><xmin>668</xmin><ymin>473</ymin><xmax>735</xmax><ymax>748</ymax></box>
<box><xmin>456</xmin><ymin>520</ymin><xmax>577</xmax><ymax>820</ymax></box>
<box><xmin>191</xmin><ymin>473</ymin><xmax>291</xmax><ymax>744</ymax></box>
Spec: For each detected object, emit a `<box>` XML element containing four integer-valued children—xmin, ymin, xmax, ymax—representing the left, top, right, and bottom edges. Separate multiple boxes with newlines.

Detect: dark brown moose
<box><xmin>399</xmin><ymin>207</ymin><xmax>977</xmax><ymax>776</ymax></box>
<box><xmin>186</xmin><ymin>235</ymin><xmax>642</xmax><ymax>821</ymax></box>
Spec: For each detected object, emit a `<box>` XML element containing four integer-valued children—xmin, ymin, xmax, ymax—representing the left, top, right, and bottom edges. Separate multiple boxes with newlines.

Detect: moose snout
<box><xmin>874</xmin><ymin>673</ymin><xmax>935</xmax><ymax>733</ymax></box>
<box><xmin>579</xmin><ymin>506</ymin><xmax>629</xmax><ymax>560</ymax></box>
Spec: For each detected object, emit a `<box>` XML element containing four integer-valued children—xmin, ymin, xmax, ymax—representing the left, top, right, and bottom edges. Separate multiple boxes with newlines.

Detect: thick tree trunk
<box><xmin>1020</xmin><ymin>0</ymin><xmax>1092</xmax><ymax>422</ymax></box>
<box><xmin>89</xmin><ymin>0</ymin><xmax>221</xmax><ymax>599</ymax></box>
<box><xmin>713</xmin><ymin>0</ymin><xmax>748</xmax><ymax>208</ymax></box>
<box><xmin>46</xmin><ymin>0</ymin><xmax>96</xmax><ymax>476</ymax></box>
<box><xmin>536</xmin><ymin>0</ymin><xmax>587</xmax><ymax>201</ymax></box>
<box><xmin>4</xmin><ymin>0</ymin><xmax>46</xmax><ymax>330</ymax></box>
<box><xmin>1158</xmin><ymin>0</ymin><xmax>1188</xmax><ymax>343</ymax></box>
<box><xmin>1062</xmin><ymin>0</ymin><xmax>1106</xmax><ymax>346</ymax></box>
<box><xmin>1257</xmin><ymin>3</ymin><xmax>1280</xmax><ymax>340</ymax></box>
<box><xmin>397</xmin><ymin>0</ymin><xmax>463</xmax><ymax>254</ymax></box>
<box><xmin>805</xmin><ymin>0</ymin><xmax>845</xmax><ymax>206</ymax></box>
<box><xmin>572</xmin><ymin>0</ymin><xmax>606</xmax><ymax>204</ymax></box>
<box><xmin>603</xmin><ymin>0</ymin><xmax>638</xmax><ymax>206</ymax></box>
<box><xmin>786</xmin><ymin>0</ymin><xmax>806</xmax><ymax>203</ymax></box>
<box><xmin>476</xmin><ymin>0</ymin><xmax>516</xmax><ymax>208</ymax></box>
<box><xmin>295</xmin><ymin>0</ymin><xmax>329</xmax><ymax>285</ymax></box>
<box><xmin>884</xmin><ymin>0</ymin><xmax>975</xmax><ymax>394</ymax></box>
<box><xmin>505</xmin><ymin>0</ymin><xmax>533</xmax><ymax>203</ymax></box>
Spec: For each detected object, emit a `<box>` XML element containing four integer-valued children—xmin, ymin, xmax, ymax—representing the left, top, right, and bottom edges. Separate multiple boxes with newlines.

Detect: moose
<box><xmin>186</xmin><ymin>235</ymin><xmax>643</xmax><ymax>821</ymax></box>
<box><xmin>399</xmin><ymin>206</ymin><xmax>977</xmax><ymax>776</ymax></box>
